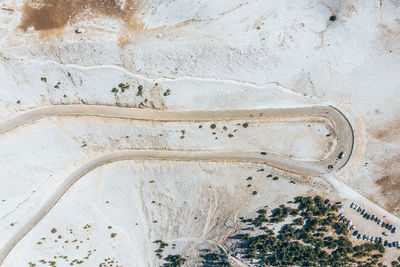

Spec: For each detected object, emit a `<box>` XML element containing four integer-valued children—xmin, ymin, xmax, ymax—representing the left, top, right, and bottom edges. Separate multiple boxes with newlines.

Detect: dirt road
<box><xmin>0</xmin><ymin>104</ymin><xmax>353</xmax><ymax>174</ymax></box>
<box><xmin>0</xmin><ymin>104</ymin><xmax>354</xmax><ymax>264</ymax></box>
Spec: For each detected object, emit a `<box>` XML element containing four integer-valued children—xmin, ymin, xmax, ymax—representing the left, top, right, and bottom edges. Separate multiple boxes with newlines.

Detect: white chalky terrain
<box><xmin>1</xmin><ymin>0</ymin><xmax>400</xmax><ymax>266</ymax></box>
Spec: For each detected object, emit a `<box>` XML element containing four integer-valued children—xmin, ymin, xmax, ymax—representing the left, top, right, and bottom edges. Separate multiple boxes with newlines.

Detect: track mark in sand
<box><xmin>0</xmin><ymin>104</ymin><xmax>353</xmax><ymax>264</ymax></box>
<box><xmin>25</xmin><ymin>57</ymin><xmax>306</xmax><ymax>98</ymax></box>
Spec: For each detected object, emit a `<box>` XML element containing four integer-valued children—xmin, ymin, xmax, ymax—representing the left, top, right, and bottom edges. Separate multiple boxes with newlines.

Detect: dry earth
<box><xmin>1</xmin><ymin>0</ymin><xmax>400</xmax><ymax>266</ymax></box>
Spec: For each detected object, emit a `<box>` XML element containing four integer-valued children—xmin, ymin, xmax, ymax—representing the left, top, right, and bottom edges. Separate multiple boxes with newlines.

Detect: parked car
<box><xmin>371</xmin><ymin>215</ymin><xmax>375</xmax><ymax>220</ymax></box>
<box><xmin>383</xmin><ymin>232</ymin><xmax>388</xmax><ymax>236</ymax></box>
<box><xmin>384</xmin><ymin>240</ymin><xmax>388</xmax><ymax>246</ymax></box>
<box><xmin>357</xmin><ymin>207</ymin><xmax>362</xmax><ymax>212</ymax></box>
<box><xmin>353</xmin><ymin>231</ymin><xmax>359</xmax><ymax>236</ymax></box>
<box><xmin>350</xmin><ymin>225</ymin><xmax>355</xmax><ymax>230</ymax></box>
<box><xmin>361</xmin><ymin>209</ymin><xmax>366</xmax><ymax>215</ymax></box>
<box><xmin>370</xmin><ymin>236</ymin><xmax>375</xmax><ymax>242</ymax></box>
<box><xmin>338</xmin><ymin>151</ymin><xmax>345</xmax><ymax>159</ymax></box>
<box><xmin>392</xmin><ymin>227</ymin><xmax>397</xmax><ymax>233</ymax></box>
<box><xmin>350</xmin><ymin>202</ymin><xmax>355</xmax><ymax>208</ymax></box>
<box><xmin>363</xmin><ymin>235</ymin><xmax>367</xmax><ymax>240</ymax></box>
<box><xmin>382</xmin><ymin>222</ymin><xmax>386</xmax><ymax>228</ymax></box>
<box><xmin>357</xmin><ymin>234</ymin><xmax>361</xmax><ymax>239</ymax></box>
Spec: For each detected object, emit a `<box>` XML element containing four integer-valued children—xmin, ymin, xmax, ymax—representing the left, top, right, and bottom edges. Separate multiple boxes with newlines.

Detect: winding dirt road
<box><xmin>0</xmin><ymin>104</ymin><xmax>354</xmax><ymax>264</ymax></box>
<box><xmin>0</xmin><ymin>104</ymin><xmax>354</xmax><ymax>174</ymax></box>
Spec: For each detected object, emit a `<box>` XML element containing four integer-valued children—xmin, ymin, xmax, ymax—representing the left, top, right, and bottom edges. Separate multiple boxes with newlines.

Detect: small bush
<box><xmin>137</xmin><ymin>85</ymin><xmax>143</xmax><ymax>96</ymax></box>
<box><xmin>163</xmin><ymin>89</ymin><xmax>171</xmax><ymax>96</ymax></box>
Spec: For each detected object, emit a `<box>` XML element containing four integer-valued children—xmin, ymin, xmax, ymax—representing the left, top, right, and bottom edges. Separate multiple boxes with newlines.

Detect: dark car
<box><xmin>338</xmin><ymin>151</ymin><xmax>345</xmax><ymax>159</ymax></box>
<box><xmin>260</xmin><ymin>152</ymin><xmax>267</xmax><ymax>155</ymax></box>
<box><xmin>384</xmin><ymin>240</ymin><xmax>388</xmax><ymax>246</ymax></box>
<box><xmin>382</xmin><ymin>222</ymin><xmax>386</xmax><ymax>228</ymax></box>
<box><xmin>357</xmin><ymin>234</ymin><xmax>361</xmax><ymax>239</ymax></box>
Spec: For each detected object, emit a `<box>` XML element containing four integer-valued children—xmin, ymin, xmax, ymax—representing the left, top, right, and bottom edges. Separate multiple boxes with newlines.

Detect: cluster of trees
<box><xmin>157</xmin><ymin>195</ymin><xmax>391</xmax><ymax>266</ymax></box>
<box><xmin>270</xmin><ymin>204</ymin><xmax>299</xmax><ymax>223</ymax></box>
<box><xmin>200</xmin><ymin>252</ymin><xmax>230</xmax><ymax>266</ymax></box>
<box><xmin>224</xmin><ymin>195</ymin><xmax>386</xmax><ymax>266</ymax></box>
<box><xmin>163</xmin><ymin>255</ymin><xmax>186</xmax><ymax>267</ymax></box>
<box><xmin>154</xmin><ymin>240</ymin><xmax>169</xmax><ymax>259</ymax></box>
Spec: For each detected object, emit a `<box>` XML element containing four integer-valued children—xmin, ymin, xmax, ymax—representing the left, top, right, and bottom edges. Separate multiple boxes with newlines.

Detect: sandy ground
<box><xmin>0</xmin><ymin>104</ymin><xmax>353</xmax><ymax>264</ymax></box>
<box><xmin>1</xmin><ymin>161</ymin><xmax>334</xmax><ymax>267</ymax></box>
<box><xmin>1</xmin><ymin>0</ymin><xmax>400</xmax><ymax>265</ymax></box>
